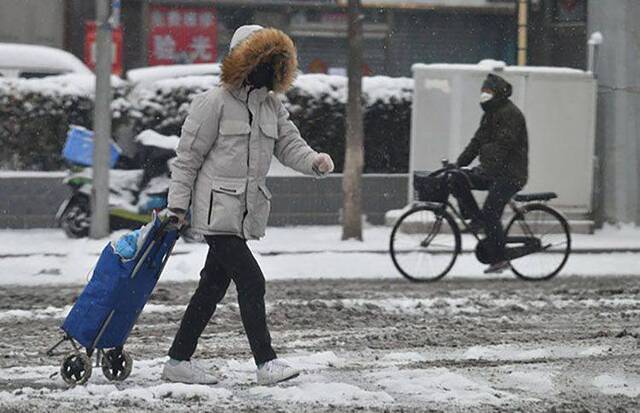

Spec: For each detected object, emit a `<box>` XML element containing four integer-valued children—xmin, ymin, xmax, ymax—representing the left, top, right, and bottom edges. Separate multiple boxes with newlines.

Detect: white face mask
<box><xmin>480</xmin><ymin>92</ymin><xmax>494</xmax><ymax>103</ymax></box>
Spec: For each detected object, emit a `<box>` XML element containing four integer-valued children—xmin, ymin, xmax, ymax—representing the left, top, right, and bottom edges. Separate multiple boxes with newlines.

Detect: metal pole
<box><xmin>587</xmin><ymin>31</ymin><xmax>602</xmax><ymax>76</ymax></box>
<box><xmin>90</xmin><ymin>0</ymin><xmax>113</xmax><ymax>239</ymax></box>
<box><xmin>517</xmin><ymin>0</ymin><xmax>528</xmax><ymax>66</ymax></box>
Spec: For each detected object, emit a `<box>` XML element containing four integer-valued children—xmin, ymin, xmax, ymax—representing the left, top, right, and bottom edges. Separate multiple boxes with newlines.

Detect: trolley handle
<box><xmin>154</xmin><ymin>215</ymin><xmax>183</xmax><ymax>242</ymax></box>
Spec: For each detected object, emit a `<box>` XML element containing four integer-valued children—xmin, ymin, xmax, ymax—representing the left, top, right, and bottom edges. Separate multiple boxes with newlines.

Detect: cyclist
<box><xmin>451</xmin><ymin>73</ymin><xmax>529</xmax><ymax>273</ymax></box>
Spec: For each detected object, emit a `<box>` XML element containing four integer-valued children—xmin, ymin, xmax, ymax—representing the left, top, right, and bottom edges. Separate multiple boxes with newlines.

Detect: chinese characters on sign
<box><xmin>84</xmin><ymin>21</ymin><xmax>123</xmax><ymax>75</ymax></box>
<box><xmin>148</xmin><ymin>6</ymin><xmax>217</xmax><ymax>66</ymax></box>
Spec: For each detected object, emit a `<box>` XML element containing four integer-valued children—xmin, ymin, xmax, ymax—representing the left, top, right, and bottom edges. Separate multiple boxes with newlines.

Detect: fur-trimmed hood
<box><xmin>221</xmin><ymin>27</ymin><xmax>298</xmax><ymax>94</ymax></box>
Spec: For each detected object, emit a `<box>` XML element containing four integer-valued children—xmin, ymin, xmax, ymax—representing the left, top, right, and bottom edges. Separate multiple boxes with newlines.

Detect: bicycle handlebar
<box><xmin>423</xmin><ymin>160</ymin><xmax>459</xmax><ymax>178</ymax></box>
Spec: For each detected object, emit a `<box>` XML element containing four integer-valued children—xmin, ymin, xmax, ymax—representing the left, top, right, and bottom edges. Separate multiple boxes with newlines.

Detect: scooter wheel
<box><xmin>60</xmin><ymin>204</ymin><xmax>90</xmax><ymax>238</ymax></box>
<box><xmin>60</xmin><ymin>352</ymin><xmax>92</xmax><ymax>386</ymax></box>
<box><xmin>101</xmin><ymin>349</ymin><xmax>133</xmax><ymax>381</ymax></box>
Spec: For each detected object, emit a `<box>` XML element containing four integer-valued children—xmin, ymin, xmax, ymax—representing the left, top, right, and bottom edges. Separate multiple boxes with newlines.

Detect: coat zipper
<box><xmin>241</xmin><ymin>90</ymin><xmax>252</xmax><ymax>233</ymax></box>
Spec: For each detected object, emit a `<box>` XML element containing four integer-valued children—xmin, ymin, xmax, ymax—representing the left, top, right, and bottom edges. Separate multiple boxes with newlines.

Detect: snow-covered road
<box><xmin>1</xmin><ymin>276</ymin><xmax>639</xmax><ymax>412</ymax></box>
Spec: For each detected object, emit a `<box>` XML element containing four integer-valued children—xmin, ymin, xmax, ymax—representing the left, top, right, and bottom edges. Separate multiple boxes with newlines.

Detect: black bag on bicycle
<box><xmin>413</xmin><ymin>171</ymin><xmax>449</xmax><ymax>202</ymax></box>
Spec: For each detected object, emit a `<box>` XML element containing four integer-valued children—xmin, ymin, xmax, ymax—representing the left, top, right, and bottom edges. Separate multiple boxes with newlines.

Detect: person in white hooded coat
<box><xmin>162</xmin><ymin>25</ymin><xmax>334</xmax><ymax>386</ymax></box>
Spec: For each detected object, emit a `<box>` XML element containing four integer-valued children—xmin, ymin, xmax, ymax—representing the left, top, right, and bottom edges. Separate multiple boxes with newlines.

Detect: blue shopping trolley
<box><xmin>47</xmin><ymin>214</ymin><xmax>179</xmax><ymax>385</ymax></box>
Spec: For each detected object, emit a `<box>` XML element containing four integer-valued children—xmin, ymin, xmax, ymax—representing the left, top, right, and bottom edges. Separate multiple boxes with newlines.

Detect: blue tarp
<box><xmin>62</xmin><ymin>216</ymin><xmax>178</xmax><ymax>349</ymax></box>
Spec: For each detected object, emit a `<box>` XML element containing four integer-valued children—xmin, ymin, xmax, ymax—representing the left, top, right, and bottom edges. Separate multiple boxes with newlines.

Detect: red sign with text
<box><xmin>148</xmin><ymin>6</ymin><xmax>217</xmax><ymax>66</ymax></box>
<box><xmin>84</xmin><ymin>21</ymin><xmax>123</xmax><ymax>76</ymax></box>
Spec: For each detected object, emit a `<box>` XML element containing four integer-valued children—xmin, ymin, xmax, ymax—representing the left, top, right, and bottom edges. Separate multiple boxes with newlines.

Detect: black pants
<box><xmin>168</xmin><ymin>235</ymin><xmax>277</xmax><ymax>365</ymax></box>
<box><xmin>450</xmin><ymin>169</ymin><xmax>521</xmax><ymax>259</ymax></box>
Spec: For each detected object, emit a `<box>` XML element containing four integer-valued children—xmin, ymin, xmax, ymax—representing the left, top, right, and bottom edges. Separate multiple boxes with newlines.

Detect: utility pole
<box><xmin>342</xmin><ymin>0</ymin><xmax>364</xmax><ymax>241</ymax></box>
<box><xmin>90</xmin><ymin>0</ymin><xmax>113</xmax><ymax>239</ymax></box>
<box><xmin>588</xmin><ymin>0</ymin><xmax>640</xmax><ymax>225</ymax></box>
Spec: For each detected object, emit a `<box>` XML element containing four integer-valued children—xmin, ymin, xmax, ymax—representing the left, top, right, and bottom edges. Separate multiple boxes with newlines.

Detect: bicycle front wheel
<box><xmin>389</xmin><ymin>205</ymin><xmax>461</xmax><ymax>282</ymax></box>
<box><xmin>505</xmin><ymin>204</ymin><xmax>571</xmax><ymax>281</ymax></box>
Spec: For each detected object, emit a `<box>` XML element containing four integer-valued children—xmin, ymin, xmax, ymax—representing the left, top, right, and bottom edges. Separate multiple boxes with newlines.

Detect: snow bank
<box><xmin>4</xmin><ymin>225</ymin><xmax>640</xmax><ymax>286</ymax></box>
<box><xmin>146</xmin><ymin>75</ymin><xmax>220</xmax><ymax>94</ymax></box>
<box><xmin>593</xmin><ymin>374</ymin><xmax>640</xmax><ymax>398</ymax></box>
<box><xmin>290</xmin><ymin>74</ymin><xmax>413</xmax><ymax>105</ymax></box>
<box><xmin>115</xmin><ymin>383</ymin><xmax>232</xmax><ymax>402</ymax></box>
<box><xmin>135</xmin><ymin>129</ymin><xmax>180</xmax><ymax>151</ymax></box>
<box><xmin>381</xmin><ymin>352</ymin><xmax>428</xmax><ymax>363</ymax></box>
<box><xmin>462</xmin><ymin>343</ymin><xmax>608</xmax><ymax>362</ymax></box>
<box><xmin>128</xmin><ymin>72</ymin><xmax>413</xmax><ymax>106</ymax></box>
<box><xmin>41</xmin><ymin>381</ymin><xmax>231</xmax><ymax>403</ymax></box>
<box><xmin>126</xmin><ymin>63</ymin><xmax>221</xmax><ymax>84</ymax></box>
<box><xmin>0</xmin><ymin>74</ymin><xmax>126</xmax><ymax>97</ymax></box>
<box><xmin>0</xmin><ymin>43</ymin><xmax>92</xmax><ymax>75</ymax></box>
<box><xmin>227</xmin><ymin>351</ymin><xmax>343</xmax><ymax>373</ymax></box>
<box><xmin>250</xmin><ymin>382</ymin><xmax>394</xmax><ymax>405</ymax></box>
<box><xmin>370</xmin><ymin>367</ymin><xmax>514</xmax><ymax>405</ymax></box>
<box><xmin>363</xmin><ymin>76</ymin><xmax>414</xmax><ymax>103</ymax></box>
<box><xmin>0</xmin><ymin>305</ymin><xmax>70</xmax><ymax>321</ymax></box>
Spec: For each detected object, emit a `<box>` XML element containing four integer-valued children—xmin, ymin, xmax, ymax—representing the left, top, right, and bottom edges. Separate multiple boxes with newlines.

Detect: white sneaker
<box><xmin>256</xmin><ymin>359</ymin><xmax>301</xmax><ymax>385</ymax></box>
<box><xmin>161</xmin><ymin>359</ymin><xmax>218</xmax><ymax>384</ymax></box>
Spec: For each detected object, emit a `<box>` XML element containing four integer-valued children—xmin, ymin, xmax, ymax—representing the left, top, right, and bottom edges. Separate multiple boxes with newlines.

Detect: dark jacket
<box><xmin>457</xmin><ymin>76</ymin><xmax>529</xmax><ymax>187</ymax></box>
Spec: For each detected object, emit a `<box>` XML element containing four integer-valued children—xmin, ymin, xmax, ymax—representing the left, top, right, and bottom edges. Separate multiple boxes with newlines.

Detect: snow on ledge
<box><xmin>0</xmin><ymin>73</ymin><xmax>126</xmax><ymax>97</ymax></box>
<box><xmin>126</xmin><ymin>63</ymin><xmax>221</xmax><ymax>84</ymax></box>
<box><xmin>290</xmin><ymin>74</ymin><xmax>413</xmax><ymax>105</ymax></box>
<box><xmin>134</xmin><ymin>129</ymin><xmax>180</xmax><ymax>151</ymax></box>
<box><xmin>0</xmin><ymin>171</ymin><xmax>67</xmax><ymax>178</ymax></box>
<box><xmin>413</xmin><ymin>60</ymin><xmax>588</xmax><ymax>77</ymax></box>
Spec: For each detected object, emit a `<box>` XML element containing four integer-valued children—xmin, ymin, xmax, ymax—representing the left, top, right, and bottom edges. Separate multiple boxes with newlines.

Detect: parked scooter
<box><xmin>56</xmin><ymin>127</ymin><xmax>197</xmax><ymax>239</ymax></box>
<box><xmin>56</xmin><ymin>168</ymin><xmax>164</xmax><ymax>238</ymax></box>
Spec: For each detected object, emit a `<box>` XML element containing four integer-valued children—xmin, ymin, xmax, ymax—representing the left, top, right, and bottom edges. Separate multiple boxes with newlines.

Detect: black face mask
<box><xmin>247</xmin><ymin>62</ymin><xmax>275</xmax><ymax>90</ymax></box>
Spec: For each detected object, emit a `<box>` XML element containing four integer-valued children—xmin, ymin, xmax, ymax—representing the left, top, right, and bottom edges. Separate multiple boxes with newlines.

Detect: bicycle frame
<box><xmin>412</xmin><ymin>198</ymin><xmax>543</xmax><ymax>244</ymax></box>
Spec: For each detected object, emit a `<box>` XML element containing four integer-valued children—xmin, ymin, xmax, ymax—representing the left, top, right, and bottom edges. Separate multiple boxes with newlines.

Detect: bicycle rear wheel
<box><xmin>505</xmin><ymin>204</ymin><xmax>571</xmax><ymax>281</ymax></box>
<box><xmin>389</xmin><ymin>205</ymin><xmax>461</xmax><ymax>282</ymax></box>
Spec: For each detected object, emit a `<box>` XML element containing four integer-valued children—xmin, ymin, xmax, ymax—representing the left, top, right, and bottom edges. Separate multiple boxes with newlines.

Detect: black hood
<box><xmin>481</xmin><ymin>73</ymin><xmax>512</xmax><ymax>112</ymax></box>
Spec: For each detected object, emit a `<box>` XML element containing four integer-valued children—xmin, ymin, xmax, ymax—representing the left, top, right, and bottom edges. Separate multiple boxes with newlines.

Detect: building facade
<box><xmin>0</xmin><ymin>0</ymin><xmax>589</xmax><ymax>77</ymax></box>
<box><xmin>0</xmin><ymin>0</ymin><xmax>66</xmax><ymax>48</ymax></box>
<box><xmin>64</xmin><ymin>0</ymin><xmax>522</xmax><ymax>76</ymax></box>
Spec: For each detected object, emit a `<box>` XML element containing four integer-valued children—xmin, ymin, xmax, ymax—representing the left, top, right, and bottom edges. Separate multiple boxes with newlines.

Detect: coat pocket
<box><xmin>219</xmin><ymin>120</ymin><xmax>251</xmax><ymax>136</ymax></box>
<box><xmin>250</xmin><ymin>182</ymin><xmax>273</xmax><ymax>238</ymax></box>
<box><xmin>217</xmin><ymin>121</ymin><xmax>251</xmax><ymax>167</ymax></box>
<box><xmin>259</xmin><ymin>122</ymin><xmax>277</xmax><ymax>140</ymax></box>
<box><xmin>208</xmin><ymin>177</ymin><xmax>247</xmax><ymax>234</ymax></box>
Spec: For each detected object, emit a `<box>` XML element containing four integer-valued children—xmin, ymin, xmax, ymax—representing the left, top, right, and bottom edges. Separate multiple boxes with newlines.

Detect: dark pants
<box><xmin>168</xmin><ymin>235</ymin><xmax>277</xmax><ymax>366</ymax></box>
<box><xmin>450</xmin><ymin>169</ymin><xmax>521</xmax><ymax>260</ymax></box>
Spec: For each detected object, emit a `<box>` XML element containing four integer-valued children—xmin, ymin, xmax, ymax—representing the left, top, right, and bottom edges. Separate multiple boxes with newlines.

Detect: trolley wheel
<box><xmin>101</xmin><ymin>349</ymin><xmax>133</xmax><ymax>381</ymax></box>
<box><xmin>60</xmin><ymin>352</ymin><xmax>92</xmax><ymax>385</ymax></box>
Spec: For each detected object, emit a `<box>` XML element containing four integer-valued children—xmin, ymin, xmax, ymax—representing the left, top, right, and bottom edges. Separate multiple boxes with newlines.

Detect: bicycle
<box><xmin>389</xmin><ymin>161</ymin><xmax>571</xmax><ymax>282</ymax></box>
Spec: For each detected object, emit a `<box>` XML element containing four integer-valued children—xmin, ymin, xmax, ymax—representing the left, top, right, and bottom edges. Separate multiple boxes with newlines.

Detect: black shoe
<box><xmin>484</xmin><ymin>261</ymin><xmax>510</xmax><ymax>274</ymax></box>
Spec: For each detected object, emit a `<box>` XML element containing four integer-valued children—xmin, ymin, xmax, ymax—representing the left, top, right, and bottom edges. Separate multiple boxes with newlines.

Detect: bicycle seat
<box><xmin>513</xmin><ymin>192</ymin><xmax>558</xmax><ymax>202</ymax></box>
